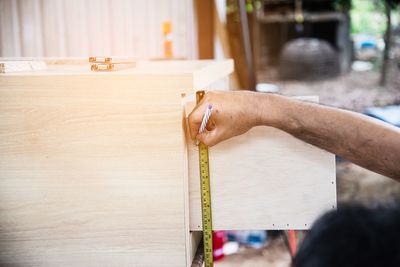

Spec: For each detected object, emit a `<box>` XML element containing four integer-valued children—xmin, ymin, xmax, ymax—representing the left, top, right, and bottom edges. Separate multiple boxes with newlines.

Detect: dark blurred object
<box><xmin>380</xmin><ymin>0</ymin><xmax>399</xmax><ymax>86</ymax></box>
<box><xmin>279</xmin><ymin>38</ymin><xmax>340</xmax><ymax>80</ymax></box>
<box><xmin>226</xmin><ymin>0</ymin><xmax>257</xmax><ymax>89</ymax></box>
<box><xmin>253</xmin><ymin>0</ymin><xmax>351</xmax><ymax>78</ymax></box>
<box><xmin>267</xmin><ymin>230</ymin><xmax>284</xmax><ymax>239</ymax></box>
<box><xmin>386</xmin><ymin>0</ymin><xmax>400</xmax><ymax>8</ymax></box>
<box><xmin>263</xmin><ymin>0</ymin><xmax>345</xmax><ymax>13</ymax></box>
<box><xmin>294</xmin><ymin>204</ymin><xmax>400</xmax><ymax>267</ymax></box>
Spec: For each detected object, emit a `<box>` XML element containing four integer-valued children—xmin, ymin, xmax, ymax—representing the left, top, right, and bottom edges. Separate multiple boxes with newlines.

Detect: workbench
<box><xmin>0</xmin><ymin>59</ymin><xmax>336</xmax><ymax>266</ymax></box>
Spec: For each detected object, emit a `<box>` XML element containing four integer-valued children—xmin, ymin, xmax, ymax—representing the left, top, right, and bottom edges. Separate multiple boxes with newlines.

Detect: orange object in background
<box><xmin>163</xmin><ymin>21</ymin><xmax>173</xmax><ymax>58</ymax></box>
<box><xmin>289</xmin><ymin>230</ymin><xmax>297</xmax><ymax>256</ymax></box>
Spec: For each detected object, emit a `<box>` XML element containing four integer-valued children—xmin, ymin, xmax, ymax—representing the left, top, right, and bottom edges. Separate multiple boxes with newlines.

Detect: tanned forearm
<box><xmin>260</xmin><ymin>94</ymin><xmax>400</xmax><ymax>180</ymax></box>
<box><xmin>189</xmin><ymin>91</ymin><xmax>400</xmax><ymax>180</ymax></box>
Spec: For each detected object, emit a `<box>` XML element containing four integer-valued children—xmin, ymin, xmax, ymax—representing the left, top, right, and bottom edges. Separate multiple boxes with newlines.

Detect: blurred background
<box><xmin>0</xmin><ymin>0</ymin><xmax>196</xmax><ymax>58</ymax></box>
<box><xmin>1</xmin><ymin>0</ymin><xmax>399</xmax><ymax>266</ymax></box>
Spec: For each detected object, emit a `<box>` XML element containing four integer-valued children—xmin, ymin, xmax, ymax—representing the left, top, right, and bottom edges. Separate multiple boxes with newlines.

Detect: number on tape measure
<box><xmin>196</xmin><ymin>91</ymin><xmax>213</xmax><ymax>267</ymax></box>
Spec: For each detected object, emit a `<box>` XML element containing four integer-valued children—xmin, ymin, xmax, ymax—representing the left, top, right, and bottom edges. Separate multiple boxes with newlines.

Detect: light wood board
<box><xmin>186</xmin><ymin>98</ymin><xmax>337</xmax><ymax>231</ymax></box>
<box><xmin>0</xmin><ymin>59</ymin><xmax>233</xmax><ymax>267</ymax></box>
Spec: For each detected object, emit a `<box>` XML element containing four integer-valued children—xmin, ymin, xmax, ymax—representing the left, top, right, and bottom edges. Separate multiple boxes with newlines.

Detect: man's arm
<box><xmin>188</xmin><ymin>91</ymin><xmax>400</xmax><ymax>180</ymax></box>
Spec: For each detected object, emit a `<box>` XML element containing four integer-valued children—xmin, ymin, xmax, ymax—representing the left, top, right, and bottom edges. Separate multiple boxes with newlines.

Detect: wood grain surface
<box><xmin>0</xmin><ymin>60</ymin><xmax>232</xmax><ymax>267</ymax></box>
<box><xmin>186</xmin><ymin>98</ymin><xmax>337</xmax><ymax>231</ymax></box>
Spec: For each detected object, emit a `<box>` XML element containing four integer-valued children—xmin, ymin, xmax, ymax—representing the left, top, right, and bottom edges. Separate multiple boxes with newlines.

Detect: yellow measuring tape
<box><xmin>196</xmin><ymin>91</ymin><xmax>214</xmax><ymax>267</ymax></box>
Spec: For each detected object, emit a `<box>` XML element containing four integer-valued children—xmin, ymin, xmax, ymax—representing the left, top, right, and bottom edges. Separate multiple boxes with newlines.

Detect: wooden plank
<box><xmin>194</xmin><ymin>0</ymin><xmax>214</xmax><ymax>59</ymax></box>
<box><xmin>0</xmin><ymin>60</ymin><xmax>232</xmax><ymax>266</ymax></box>
<box><xmin>0</xmin><ymin>77</ymin><xmax>185</xmax><ymax>267</ymax></box>
<box><xmin>213</xmin><ymin>1</ymin><xmax>240</xmax><ymax>89</ymax></box>
<box><xmin>187</xmin><ymin>98</ymin><xmax>336</xmax><ymax>231</ymax></box>
<box><xmin>257</xmin><ymin>11</ymin><xmax>345</xmax><ymax>24</ymax></box>
<box><xmin>0</xmin><ymin>60</ymin><xmax>233</xmax><ymax>89</ymax></box>
<box><xmin>193</xmin><ymin>59</ymin><xmax>233</xmax><ymax>89</ymax></box>
<box><xmin>238</xmin><ymin>0</ymin><xmax>256</xmax><ymax>90</ymax></box>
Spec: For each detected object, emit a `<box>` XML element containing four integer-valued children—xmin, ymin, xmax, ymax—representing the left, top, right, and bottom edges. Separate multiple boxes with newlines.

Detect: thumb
<box><xmin>188</xmin><ymin>102</ymin><xmax>206</xmax><ymax>140</ymax></box>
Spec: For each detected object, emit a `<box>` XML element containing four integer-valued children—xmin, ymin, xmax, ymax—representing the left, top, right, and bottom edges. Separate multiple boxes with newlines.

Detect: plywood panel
<box><xmin>0</xmin><ymin>76</ymin><xmax>187</xmax><ymax>266</ymax></box>
<box><xmin>187</xmin><ymin>99</ymin><xmax>337</xmax><ymax>231</ymax></box>
<box><xmin>0</xmin><ymin>59</ymin><xmax>233</xmax><ymax>266</ymax></box>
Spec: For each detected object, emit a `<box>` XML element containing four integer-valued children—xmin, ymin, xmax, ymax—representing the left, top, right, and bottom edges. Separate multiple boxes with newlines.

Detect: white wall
<box><xmin>0</xmin><ymin>0</ymin><xmax>196</xmax><ymax>59</ymax></box>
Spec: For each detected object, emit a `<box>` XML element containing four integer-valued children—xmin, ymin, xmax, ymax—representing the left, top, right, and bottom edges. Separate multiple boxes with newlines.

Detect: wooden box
<box><xmin>0</xmin><ymin>59</ymin><xmax>336</xmax><ymax>266</ymax></box>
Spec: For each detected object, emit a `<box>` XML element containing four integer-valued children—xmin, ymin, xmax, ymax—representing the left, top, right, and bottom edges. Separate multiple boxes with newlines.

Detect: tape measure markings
<box><xmin>196</xmin><ymin>91</ymin><xmax>214</xmax><ymax>267</ymax></box>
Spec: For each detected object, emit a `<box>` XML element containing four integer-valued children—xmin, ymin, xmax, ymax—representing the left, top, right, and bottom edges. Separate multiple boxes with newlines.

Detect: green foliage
<box><xmin>351</xmin><ymin>0</ymin><xmax>386</xmax><ymax>35</ymax></box>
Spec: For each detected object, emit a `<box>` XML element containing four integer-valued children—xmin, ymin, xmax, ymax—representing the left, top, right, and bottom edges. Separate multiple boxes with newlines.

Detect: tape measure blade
<box><xmin>196</xmin><ymin>90</ymin><xmax>214</xmax><ymax>267</ymax></box>
<box><xmin>199</xmin><ymin>143</ymin><xmax>213</xmax><ymax>267</ymax></box>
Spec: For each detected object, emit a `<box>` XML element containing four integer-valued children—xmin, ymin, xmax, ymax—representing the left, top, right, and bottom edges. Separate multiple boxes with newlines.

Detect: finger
<box><xmin>188</xmin><ymin>101</ymin><xmax>206</xmax><ymax>140</ymax></box>
<box><xmin>196</xmin><ymin>128</ymin><xmax>225</xmax><ymax>147</ymax></box>
<box><xmin>205</xmin><ymin>118</ymin><xmax>216</xmax><ymax>131</ymax></box>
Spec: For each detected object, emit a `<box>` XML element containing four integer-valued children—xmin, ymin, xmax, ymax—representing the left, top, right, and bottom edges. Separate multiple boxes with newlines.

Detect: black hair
<box><xmin>293</xmin><ymin>204</ymin><xmax>400</xmax><ymax>267</ymax></box>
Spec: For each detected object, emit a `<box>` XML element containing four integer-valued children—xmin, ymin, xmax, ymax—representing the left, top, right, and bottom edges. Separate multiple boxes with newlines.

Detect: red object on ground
<box><xmin>213</xmin><ymin>231</ymin><xmax>225</xmax><ymax>261</ymax></box>
<box><xmin>289</xmin><ymin>230</ymin><xmax>297</xmax><ymax>256</ymax></box>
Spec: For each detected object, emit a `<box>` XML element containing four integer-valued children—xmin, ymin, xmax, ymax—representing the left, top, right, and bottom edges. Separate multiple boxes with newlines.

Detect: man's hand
<box><xmin>188</xmin><ymin>90</ymin><xmax>400</xmax><ymax>180</ymax></box>
<box><xmin>188</xmin><ymin>91</ymin><xmax>265</xmax><ymax>146</ymax></box>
